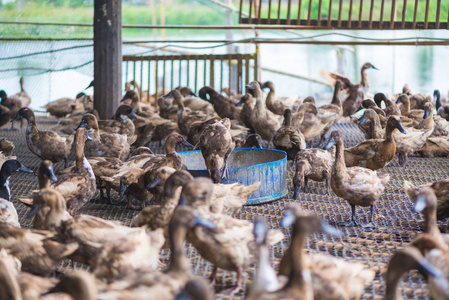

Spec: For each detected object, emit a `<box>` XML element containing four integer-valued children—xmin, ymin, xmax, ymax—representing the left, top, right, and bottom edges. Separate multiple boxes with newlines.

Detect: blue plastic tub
<box><xmin>178</xmin><ymin>148</ymin><xmax>287</xmax><ymax>205</ymax></box>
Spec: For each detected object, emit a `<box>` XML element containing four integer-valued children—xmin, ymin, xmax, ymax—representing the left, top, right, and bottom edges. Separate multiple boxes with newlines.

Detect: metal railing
<box><xmin>239</xmin><ymin>0</ymin><xmax>449</xmax><ymax>30</ymax></box>
<box><xmin>122</xmin><ymin>53</ymin><xmax>258</xmax><ymax>99</ymax></box>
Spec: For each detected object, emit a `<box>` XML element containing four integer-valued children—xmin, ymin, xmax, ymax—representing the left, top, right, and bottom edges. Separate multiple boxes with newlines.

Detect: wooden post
<box><xmin>93</xmin><ymin>0</ymin><xmax>122</xmax><ymax>120</ymax></box>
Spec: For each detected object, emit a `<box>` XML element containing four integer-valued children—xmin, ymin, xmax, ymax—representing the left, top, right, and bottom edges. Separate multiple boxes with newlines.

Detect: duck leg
<box><xmin>325</xmin><ymin>178</ymin><xmax>331</xmax><ymax>196</ymax></box>
<box><xmin>223</xmin><ymin>267</ymin><xmax>243</xmax><ymax>295</ymax></box>
<box><xmin>127</xmin><ymin>196</ymin><xmax>141</xmax><ymax>210</ymax></box>
<box><xmin>362</xmin><ymin>205</ymin><xmax>376</xmax><ymax>227</ymax></box>
<box><xmin>209</xmin><ymin>266</ymin><xmax>218</xmax><ymax>285</ymax></box>
<box><xmin>339</xmin><ymin>204</ymin><xmax>359</xmax><ymax>227</ymax></box>
<box><xmin>303</xmin><ymin>177</ymin><xmax>309</xmax><ymax>193</ymax></box>
<box><xmin>63</xmin><ymin>156</ymin><xmax>68</xmax><ymax>169</ymax></box>
<box><xmin>293</xmin><ymin>186</ymin><xmax>300</xmax><ymax>200</ymax></box>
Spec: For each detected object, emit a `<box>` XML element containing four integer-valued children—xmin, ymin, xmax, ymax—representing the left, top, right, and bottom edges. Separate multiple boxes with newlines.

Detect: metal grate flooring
<box><xmin>4</xmin><ymin>118</ymin><xmax>447</xmax><ymax>300</ymax></box>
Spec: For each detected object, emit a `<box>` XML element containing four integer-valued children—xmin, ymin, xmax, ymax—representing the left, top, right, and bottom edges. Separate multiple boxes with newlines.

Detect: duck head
<box><xmin>26</xmin><ymin>188</ymin><xmax>67</xmax><ymax>222</ymax></box>
<box><xmin>385</xmin><ymin>246</ymin><xmax>442</xmax><ymax>300</ymax></box>
<box><xmin>386</xmin><ymin>116</ymin><xmax>407</xmax><ymax>134</ymax></box>
<box><xmin>374</xmin><ymin>93</ymin><xmax>388</xmax><ymax>108</ymax></box>
<box><xmin>395</xmin><ymin>94</ymin><xmax>410</xmax><ymax>105</ymax></box>
<box><xmin>358</xmin><ymin>108</ymin><xmax>375</xmax><ymax>124</ymax></box>
<box><xmin>37</xmin><ymin>160</ymin><xmax>58</xmax><ymax>189</ymax></box>
<box><xmin>130</xmin><ymin>146</ymin><xmax>154</xmax><ymax>157</ymax></box>
<box><xmin>84</xmin><ymin>80</ymin><xmax>94</xmax><ymax>90</ymax></box>
<box><xmin>298</xmin><ymin>102</ymin><xmax>318</xmax><ymax>115</ymax></box>
<box><xmin>115</xmin><ymin>105</ymin><xmax>138</xmax><ymax>120</ymax></box>
<box><xmin>44</xmin><ymin>270</ymin><xmax>97</xmax><ymax>300</ymax></box>
<box><xmin>260</xmin><ymin>81</ymin><xmax>275</xmax><ymax>91</ymax></box>
<box><xmin>253</xmin><ymin>217</ymin><xmax>269</xmax><ymax>245</ymax></box>
<box><xmin>323</xmin><ymin>130</ymin><xmax>343</xmax><ymax>150</ymax></box>
<box><xmin>362</xmin><ymin>62</ymin><xmax>378</xmax><ymax>70</ymax></box>
<box><xmin>165</xmin><ymin>132</ymin><xmax>193</xmax><ymax>152</ymax></box>
<box><xmin>146</xmin><ymin>166</ymin><xmax>180</xmax><ymax>189</ymax></box>
<box><xmin>178</xmin><ymin>87</ymin><xmax>198</xmax><ymax>98</ymax></box>
<box><xmin>235</xmin><ymin>94</ymin><xmax>252</xmax><ymax>107</ymax></box>
<box><xmin>0</xmin><ymin>90</ymin><xmax>7</xmax><ymax>102</ymax></box>
<box><xmin>10</xmin><ymin>107</ymin><xmax>35</xmax><ymax>124</ymax></box>
<box><xmin>245</xmin><ymin>81</ymin><xmax>263</xmax><ymax>99</ymax></box>
<box><xmin>423</xmin><ymin>102</ymin><xmax>433</xmax><ymax>120</ymax></box>
<box><xmin>243</xmin><ymin>134</ymin><xmax>263</xmax><ymax>149</ymax></box>
<box><xmin>0</xmin><ymin>159</ymin><xmax>33</xmax><ymax>201</ymax></box>
<box><xmin>120</xmin><ymin>90</ymin><xmax>139</xmax><ymax>103</ymax></box>
<box><xmin>179</xmin><ymin>177</ymin><xmax>214</xmax><ymax>209</ymax></box>
<box><xmin>76</xmin><ymin>113</ymin><xmax>99</xmax><ymax>131</ymax></box>
<box><xmin>119</xmin><ymin>168</ymin><xmax>145</xmax><ymax>196</ymax></box>
<box><xmin>281</xmin><ymin>207</ymin><xmax>342</xmax><ymax>237</ymax></box>
<box><xmin>303</xmin><ymin>96</ymin><xmax>316</xmax><ymax>105</ymax></box>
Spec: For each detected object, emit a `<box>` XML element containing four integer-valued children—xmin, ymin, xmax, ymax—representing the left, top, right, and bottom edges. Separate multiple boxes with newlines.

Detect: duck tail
<box><xmin>237</xmin><ymin>182</ymin><xmax>261</xmax><ymax>199</ymax></box>
<box><xmin>403</xmin><ymin>180</ymin><xmax>419</xmax><ymax>201</ymax></box>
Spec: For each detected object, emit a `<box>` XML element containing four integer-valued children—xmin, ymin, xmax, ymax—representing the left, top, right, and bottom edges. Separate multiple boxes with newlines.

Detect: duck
<box><xmin>235</xmin><ymin>93</ymin><xmax>256</xmax><ymax>133</ymax></box>
<box><xmin>322</xmin><ymin>62</ymin><xmax>378</xmax><ymax>117</ymax></box>
<box><xmin>186</xmin><ymin>117</ymin><xmax>221</xmax><ymax>146</ymax></box>
<box><xmin>97</xmin><ymin>104</ymin><xmax>138</xmax><ymax>137</ymax></box>
<box><xmin>358</xmin><ymin>98</ymin><xmax>387</xmax><ymax>121</ymax></box>
<box><xmin>374</xmin><ymin>93</ymin><xmax>401</xmax><ymax>117</ymax></box>
<box><xmin>418</xmin><ymin>136</ymin><xmax>449</xmax><ymax>158</ymax></box>
<box><xmin>120</xmin><ymin>90</ymin><xmax>153</xmax><ymax>118</ymax></box>
<box><xmin>0</xmin><ymin>104</ymin><xmax>11</xmax><ymax>128</ymax></box>
<box><xmin>98</xmin><ymin>204</ymin><xmax>215</xmax><ymax>299</ymax></box>
<box><xmin>198</xmin><ymin>86</ymin><xmax>241</xmax><ymax>120</ymax></box>
<box><xmin>409</xmin><ymin>234</ymin><xmax>449</xmax><ymax>300</ymax></box>
<box><xmin>431</xmin><ymin>115</ymin><xmax>449</xmax><ymax>136</ymax></box>
<box><xmin>317</xmin><ymin>80</ymin><xmax>343</xmax><ymax>144</ymax></box>
<box><xmin>0</xmin><ymin>223</ymin><xmax>78</xmax><ymax>276</ymax></box>
<box><xmin>277</xmin><ymin>207</ymin><xmax>375</xmax><ymax>300</ymax></box>
<box><xmin>293</xmin><ymin>147</ymin><xmax>335</xmax><ymax>198</ymax></box>
<box><xmin>246</xmin><ymin>81</ymin><xmax>282</xmax><ymax>142</ymax></box>
<box><xmin>393</xmin><ymin>111</ymin><xmax>434</xmax><ymax>167</ymax></box>
<box><xmin>384</xmin><ymin>245</ymin><xmax>443</xmax><ymax>300</ymax></box>
<box><xmin>19</xmin><ymin>128</ymin><xmax>96</xmax><ymax>214</ymax></box>
<box><xmin>11</xmin><ymin>77</ymin><xmax>31</xmax><ymax>107</ymax></box>
<box><xmin>165</xmin><ymin>89</ymin><xmax>208</xmax><ymax>136</ymax></box>
<box><xmin>233</xmin><ymin>133</ymin><xmax>263</xmax><ymax>149</ymax></box>
<box><xmin>298</xmin><ymin>102</ymin><xmax>330</xmax><ymax>143</ymax></box>
<box><xmin>404</xmin><ymin>180</ymin><xmax>449</xmax><ymax>232</ymax></box>
<box><xmin>406</xmin><ymin>87</ymin><xmax>432</xmax><ymax>110</ymax></box>
<box><xmin>0</xmin><ymin>160</ymin><xmax>33</xmax><ymax>227</ymax></box>
<box><xmin>11</xmin><ymin>107</ymin><xmax>74</xmax><ymax>167</ymax></box>
<box><xmin>77</xmin><ymin>113</ymin><xmax>131</xmax><ymax>160</ymax></box>
<box><xmin>0</xmin><ymin>138</ymin><xmax>14</xmax><ymax>156</ymax></box>
<box><xmin>260</xmin><ymin>81</ymin><xmax>289</xmax><ymax>115</ymax></box>
<box><xmin>435</xmin><ymin>89</ymin><xmax>449</xmax><ymax>121</ymax></box>
<box><xmin>184</xmin><ymin>177</ymin><xmax>284</xmax><ymax>294</ymax></box>
<box><xmin>395</xmin><ymin>94</ymin><xmax>426</xmax><ymax>124</ymax></box>
<box><xmin>43</xmin><ymin>97</ymin><xmax>76</xmax><ymax>118</ymax></box>
<box><xmin>344</xmin><ymin>115</ymin><xmax>407</xmax><ymax>170</ymax></box>
<box><xmin>356</xmin><ymin>108</ymin><xmax>385</xmax><ymax>140</ymax></box>
<box><xmin>132</xmin><ymin>113</ymin><xmax>179</xmax><ymax>147</ymax></box>
<box><xmin>324</xmin><ymin>130</ymin><xmax>390</xmax><ymax>227</ymax></box>
<box><xmin>247</xmin><ymin>211</ymin><xmax>338</xmax><ymax>300</ymax></box>
<box><xmin>273</xmin><ymin>109</ymin><xmax>306</xmax><ymax>160</ymax></box>
<box><xmin>0</xmin><ymin>90</ymin><xmax>23</xmax><ymax>130</ymax></box>
<box><xmin>198</xmin><ymin>118</ymin><xmax>235</xmax><ymax>183</ymax></box>
<box><xmin>178</xmin><ymin>87</ymin><xmax>216</xmax><ymax>117</ymax></box>
<box><xmin>249</xmin><ymin>217</ymin><xmax>285</xmax><ymax>296</ymax></box>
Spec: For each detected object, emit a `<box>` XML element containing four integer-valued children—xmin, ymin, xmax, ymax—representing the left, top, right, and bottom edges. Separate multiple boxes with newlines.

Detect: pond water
<box><xmin>1</xmin><ymin>30</ymin><xmax>448</xmax><ymax>109</ymax></box>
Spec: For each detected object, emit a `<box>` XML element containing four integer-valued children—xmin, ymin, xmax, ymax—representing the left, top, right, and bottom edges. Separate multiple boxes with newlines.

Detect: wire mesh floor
<box><xmin>5</xmin><ymin>118</ymin><xmax>448</xmax><ymax>300</ymax></box>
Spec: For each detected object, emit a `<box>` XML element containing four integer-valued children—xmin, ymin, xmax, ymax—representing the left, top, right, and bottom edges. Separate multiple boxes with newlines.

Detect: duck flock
<box><xmin>0</xmin><ymin>63</ymin><xmax>448</xmax><ymax>299</ymax></box>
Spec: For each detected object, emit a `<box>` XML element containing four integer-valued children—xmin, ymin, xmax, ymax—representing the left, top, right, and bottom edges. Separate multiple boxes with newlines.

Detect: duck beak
<box><xmin>19</xmin><ymin>164</ymin><xmax>33</xmax><ymax>173</ymax></box>
<box><xmin>358</xmin><ymin>115</ymin><xmax>368</xmax><ymax>125</ymax></box>
<box><xmin>193</xmin><ymin>213</ymin><xmax>216</xmax><ymax>229</ymax></box>
<box><xmin>146</xmin><ymin>175</ymin><xmax>161</xmax><ymax>189</ymax></box>
<box><xmin>323</xmin><ymin>137</ymin><xmax>336</xmax><ymax>150</ymax></box>
<box><xmin>10</xmin><ymin>113</ymin><xmax>22</xmax><ymax>122</ymax></box>
<box><xmin>355</xmin><ymin>104</ymin><xmax>364</xmax><ymax>113</ymax></box>
<box><xmin>86</xmin><ymin>133</ymin><xmax>94</xmax><ymax>141</ymax></box>
<box><xmin>47</xmin><ymin>167</ymin><xmax>58</xmax><ymax>182</ymax></box>
<box><xmin>280</xmin><ymin>209</ymin><xmax>296</xmax><ymax>227</ymax></box>
<box><xmin>395</xmin><ymin>98</ymin><xmax>401</xmax><ymax>104</ymax></box>
<box><xmin>396</xmin><ymin>123</ymin><xmax>407</xmax><ymax>134</ymax></box>
<box><xmin>253</xmin><ymin>219</ymin><xmax>267</xmax><ymax>245</ymax></box>
<box><xmin>235</xmin><ymin>99</ymin><xmax>244</xmax><ymax>107</ymax></box>
<box><xmin>190</xmin><ymin>91</ymin><xmax>198</xmax><ymax>97</ymax></box>
<box><xmin>320</xmin><ymin>220</ymin><xmax>342</xmax><ymax>237</ymax></box>
<box><xmin>162</xmin><ymin>91</ymin><xmax>173</xmax><ymax>99</ymax></box>
<box><xmin>120</xmin><ymin>95</ymin><xmax>128</xmax><ymax>103</ymax></box>
<box><xmin>182</xmin><ymin>139</ymin><xmax>193</xmax><ymax>148</ymax></box>
<box><xmin>423</xmin><ymin>108</ymin><xmax>430</xmax><ymax>119</ymax></box>
<box><xmin>175</xmin><ymin>289</ymin><xmax>189</xmax><ymax>300</ymax></box>
<box><xmin>245</xmin><ymin>83</ymin><xmax>255</xmax><ymax>90</ymax></box>
<box><xmin>371</xmin><ymin>65</ymin><xmax>378</xmax><ymax>70</ymax></box>
<box><xmin>413</xmin><ymin>194</ymin><xmax>427</xmax><ymax>213</ymax></box>
<box><xmin>26</xmin><ymin>204</ymin><xmax>41</xmax><ymax>220</ymax></box>
<box><xmin>75</xmin><ymin>120</ymin><xmax>86</xmax><ymax>131</ymax></box>
<box><xmin>178</xmin><ymin>193</ymin><xmax>188</xmax><ymax>205</ymax></box>
<box><xmin>129</xmin><ymin>111</ymin><xmax>139</xmax><ymax>119</ymax></box>
<box><xmin>84</xmin><ymin>80</ymin><xmax>94</xmax><ymax>90</ymax></box>
<box><xmin>119</xmin><ymin>183</ymin><xmax>128</xmax><ymax>196</ymax></box>
<box><xmin>417</xmin><ymin>258</ymin><xmax>443</xmax><ymax>278</ymax></box>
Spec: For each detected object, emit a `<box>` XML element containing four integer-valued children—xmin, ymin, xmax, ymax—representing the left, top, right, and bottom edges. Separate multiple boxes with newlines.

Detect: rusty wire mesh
<box><xmin>4</xmin><ymin>117</ymin><xmax>448</xmax><ymax>300</ymax></box>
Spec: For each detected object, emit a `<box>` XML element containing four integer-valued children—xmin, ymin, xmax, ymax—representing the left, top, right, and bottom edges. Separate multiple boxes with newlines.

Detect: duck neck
<box><xmin>360</xmin><ymin>67</ymin><xmax>369</xmax><ymax>88</ymax></box>
<box><xmin>333</xmin><ymin>140</ymin><xmax>347</xmax><ymax>177</ymax></box>
<box><xmin>401</xmin><ymin>98</ymin><xmax>411</xmax><ymax>115</ymax></box>
<box><xmin>0</xmin><ymin>260</ymin><xmax>22</xmax><ymax>300</ymax></box>
<box><xmin>424</xmin><ymin>207</ymin><xmax>443</xmax><ymax>240</ymax></box>
<box><xmin>38</xmin><ymin>172</ymin><xmax>51</xmax><ymax>189</ymax></box>
<box><xmin>384</xmin><ymin>122</ymin><xmax>396</xmax><ymax>143</ymax></box>
<box><xmin>0</xmin><ymin>173</ymin><xmax>11</xmax><ymax>201</ymax></box>
<box><xmin>285</xmin><ymin>228</ymin><xmax>310</xmax><ymax>290</ymax></box>
<box><xmin>161</xmin><ymin>186</ymin><xmax>182</xmax><ymax>211</ymax></box>
<box><xmin>168</xmin><ymin>225</ymin><xmax>191</xmax><ymax>275</ymax></box>
<box><xmin>265</xmin><ymin>84</ymin><xmax>275</xmax><ymax>106</ymax></box>
<box><xmin>385</xmin><ymin>270</ymin><xmax>404</xmax><ymax>300</ymax></box>
<box><xmin>370</xmin><ymin>115</ymin><xmax>382</xmax><ymax>138</ymax></box>
<box><xmin>435</xmin><ymin>95</ymin><xmax>442</xmax><ymax>111</ymax></box>
<box><xmin>331</xmin><ymin>87</ymin><xmax>341</xmax><ymax>106</ymax></box>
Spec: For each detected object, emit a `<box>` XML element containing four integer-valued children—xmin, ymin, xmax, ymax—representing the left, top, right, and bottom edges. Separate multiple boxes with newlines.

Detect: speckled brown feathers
<box><xmin>198</xmin><ymin>86</ymin><xmax>241</xmax><ymax>120</ymax></box>
<box><xmin>198</xmin><ymin>118</ymin><xmax>235</xmax><ymax>183</ymax></box>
